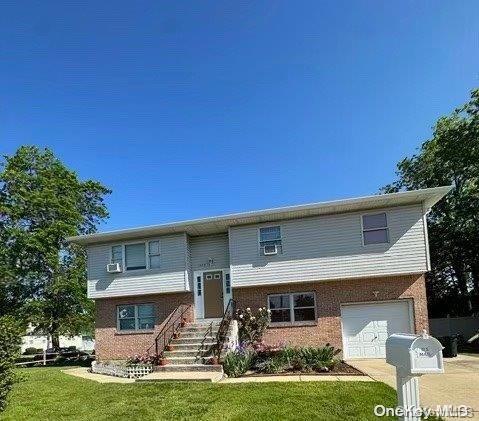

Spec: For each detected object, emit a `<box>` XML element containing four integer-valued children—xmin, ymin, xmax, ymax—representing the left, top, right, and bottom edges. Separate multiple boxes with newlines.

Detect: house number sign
<box><xmin>199</xmin><ymin>258</ymin><xmax>215</xmax><ymax>268</ymax></box>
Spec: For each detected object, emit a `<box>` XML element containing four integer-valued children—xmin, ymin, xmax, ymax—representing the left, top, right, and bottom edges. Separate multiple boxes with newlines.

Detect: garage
<box><xmin>341</xmin><ymin>300</ymin><xmax>413</xmax><ymax>359</ymax></box>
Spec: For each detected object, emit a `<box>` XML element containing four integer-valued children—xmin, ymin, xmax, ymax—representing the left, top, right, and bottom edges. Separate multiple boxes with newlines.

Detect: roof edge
<box><xmin>68</xmin><ymin>185</ymin><xmax>452</xmax><ymax>245</ymax></box>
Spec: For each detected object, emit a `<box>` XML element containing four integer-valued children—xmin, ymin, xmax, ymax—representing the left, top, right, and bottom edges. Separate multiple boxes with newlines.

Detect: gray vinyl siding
<box><xmin>190</xmin><ymin>234</ymin><xmax>230</xmax><ymax>271</ymax></box>
<box><xmin>185</xmin><ymin>235</ymin><xmax>193</xmax><ymax>291</ymax></box>
<box><xmin>229</xmin><ymin>205</ymin><xmax>427</xmax><ymax>287</ymax></box>
<box><xmin>86</xmin><ymin>234</ymin><xmax>188</xmax><ymax>299</ymax></box>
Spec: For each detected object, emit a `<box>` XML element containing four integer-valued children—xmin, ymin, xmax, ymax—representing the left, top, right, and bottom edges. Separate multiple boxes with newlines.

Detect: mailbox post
<box><xmin>385</xmin><ymin>331</ymin><xmax>444</xmax><ymax>421</ymax></box>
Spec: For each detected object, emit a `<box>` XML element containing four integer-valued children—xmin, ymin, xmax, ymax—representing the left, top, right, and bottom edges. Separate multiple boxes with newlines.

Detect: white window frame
<box><xmin>267</xmin><ymin>291</ymin><xmax>316</xmax><ymax>324</ymax></box>
<box><xmin>258</xmin><ymin>225</ymin><xmax>283</xmax><ymax>255</ymax></box>
<box><xmin>109</xmin><ymin>240</ymin><xmax>161</xmax><ymax>272</ymax></box>
<box><xmin>116</xmin><ymin>303</ymin><xmax>155</xmax><ymax>332</ymax></box>
<box><xmin>361</xmin><ymin>212</ymin><xmax>390</xmax><ymax>246</ymax></box>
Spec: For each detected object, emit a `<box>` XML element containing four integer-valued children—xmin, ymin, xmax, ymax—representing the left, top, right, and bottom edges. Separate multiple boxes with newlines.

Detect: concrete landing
<box><xmin>137</xmin><ymin>371</ymin><xmax>224</xmax><ymax>382</ymax></box>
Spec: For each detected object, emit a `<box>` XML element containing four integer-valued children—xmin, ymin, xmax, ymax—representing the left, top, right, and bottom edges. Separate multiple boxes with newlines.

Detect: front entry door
<box><xmin>203</xmin><ymin>271</ymin><xmax>224</xmax><ymax>318</ymax></box>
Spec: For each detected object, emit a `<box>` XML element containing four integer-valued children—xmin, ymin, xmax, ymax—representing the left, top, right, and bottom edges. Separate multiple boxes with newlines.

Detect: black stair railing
<box><xmin>214</xmin><ymin>299</ymin><xmax>237</xmax><ymax>360</ymax></box>
<box><xmin>147</xmin><ymin>304</ymin><xmax>192</xmax><ymax>359</ymax></box>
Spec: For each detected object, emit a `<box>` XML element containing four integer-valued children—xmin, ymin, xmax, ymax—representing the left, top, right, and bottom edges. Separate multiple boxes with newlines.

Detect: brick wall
<box><xmin>232</xmin><ymin>274</ymin><xmax>428</xmax><ymax>352</ymax></box>
<box><xmin>95</xmin><ymin>292</ymin><xmax>194</xmax><ymax>360</ymax></box>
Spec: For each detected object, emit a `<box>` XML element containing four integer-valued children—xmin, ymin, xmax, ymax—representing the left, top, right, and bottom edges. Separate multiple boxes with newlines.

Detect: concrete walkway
<box><xmin>63</xmin><ymin>367</ymin><xmax>372</xmax><ymax>384</ymax></box>
<box><xmin>138</xmin><ymin>371</ymin><xmax>224</xmax><ymax>383</ymax></box>
<box><xmin>220</xmin><ymin>374</ymin><xmax>373</xmax><ymax>383</ymax></box>
<box><xmin>348</xmin><ymin>354</ymin><xmax>479</xmax><ymax>416</ymax></box>
<box><xmin>62</xmin><ymin>367</ymin><xmax>135</xmax><ymax>383</ymax></box>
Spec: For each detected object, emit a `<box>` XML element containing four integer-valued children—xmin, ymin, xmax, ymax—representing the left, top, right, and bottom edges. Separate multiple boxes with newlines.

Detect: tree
<box><xmin>382</xmin><ymin>88</ymin><xmax>479</xmax><ymax>316</ymax></box>
<box><xmin>0</xmin><ymin>316</ymin><xmax>22</xmax><ymax>412</ymax></box>
<box><xmin>0</xmin><ymin>146</ymin><xmax>110</xmax><ymax>347</ymax></box>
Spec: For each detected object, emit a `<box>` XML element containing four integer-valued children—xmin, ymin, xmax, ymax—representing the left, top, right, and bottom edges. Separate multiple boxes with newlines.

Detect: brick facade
<box><xmin>94</xmin><ymin>274</ymin><xmax>428</xmax><ymax>360</ymax></box>
<box><xmin>95</xmin><ymin>292</ymin><xmax>194</xmax><ymax>360</ymax></box>
<box><xmin>233</xmin><ymin>274</ymin><xmax>428</xmax><ymax>352</ymax></box>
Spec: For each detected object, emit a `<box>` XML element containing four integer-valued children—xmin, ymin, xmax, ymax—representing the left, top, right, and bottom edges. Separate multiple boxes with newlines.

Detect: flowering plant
<box><xmin>253</xmin><ymin>340</ymin><xmax>287</xmax><ymax>357</ymax></box>
<box><xmin>235</xmin><ymin>307</ymin><xmax>270</xmax><ymax>345</ymax></box>
<box><xmin>126</xmin><ymin>353</ymin><xmax>156</xmax><ymax>365</ymax></box>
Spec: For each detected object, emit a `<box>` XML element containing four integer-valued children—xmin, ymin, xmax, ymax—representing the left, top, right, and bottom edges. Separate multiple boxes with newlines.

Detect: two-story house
<box><xmin>68</xmin><ymin>186</ymin><xmax>450</xmax><ymax>361</ymax></box>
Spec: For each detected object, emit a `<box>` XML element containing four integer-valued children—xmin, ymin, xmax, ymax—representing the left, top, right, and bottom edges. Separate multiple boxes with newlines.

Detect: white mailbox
<box><xmin>386</xmin><ymin>332</ymin><xmax>444</xmax><ymax>375</ymax></box>
<box><xmin>386</xmin><ymin>332</ymin><xmax>444</xmax><ymax>421</ymax></box>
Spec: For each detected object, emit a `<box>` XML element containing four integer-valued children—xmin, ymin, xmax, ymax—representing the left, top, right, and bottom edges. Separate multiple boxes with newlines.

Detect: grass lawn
<box><xmin>3</xmin><ymin>367</ymin><xmax>399</xmax><ymax>420</ymax></box>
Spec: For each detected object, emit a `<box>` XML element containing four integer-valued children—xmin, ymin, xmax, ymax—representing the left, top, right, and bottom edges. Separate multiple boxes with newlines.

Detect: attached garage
<box><xmin>341</xmin><ymin>300</ymin><xmax>414</xmax><ymax>359</ymax></box>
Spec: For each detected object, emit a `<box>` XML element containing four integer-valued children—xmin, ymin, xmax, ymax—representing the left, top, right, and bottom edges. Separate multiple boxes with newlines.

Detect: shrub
<box><xmin>254</xmin><ymin>355</ymin><xmax>286</xmax><ymax>374</ymax></box>
<box><xmin>23</xmin><ymin>347</ymin><xmax>38</xmax><ymax>355</ymax></box>
<box><xmin>254</xmin><ymin>344</ymin><xmax>341</xmax><ymax>374</ymax></box>
<box><xmin>236</xmin><ymin>307</ymin><xmax>270</xmax><ymax>345</ymax></box>
<box><xmin>0</xmin><ymin>316</ymin><xmax>23</xmax><ymax>412</ymax></box>
<box><xmin>223</xmin><ymin>347</ymin><xmax>255</xmax><ymax>377</ymax></box>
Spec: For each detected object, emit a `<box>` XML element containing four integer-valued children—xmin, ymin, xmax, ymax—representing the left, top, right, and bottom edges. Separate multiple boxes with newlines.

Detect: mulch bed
<box><xmin>244</xmin><ymin>361</ymin><xmax>365</xmax><ymax>377</ymax></box>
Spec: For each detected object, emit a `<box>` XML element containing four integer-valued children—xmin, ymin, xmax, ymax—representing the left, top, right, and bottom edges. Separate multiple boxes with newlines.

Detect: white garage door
<box><xmin>341</xmin><ymin>300</ymin><xmax>413</xmax><ymax>359</ymax></box>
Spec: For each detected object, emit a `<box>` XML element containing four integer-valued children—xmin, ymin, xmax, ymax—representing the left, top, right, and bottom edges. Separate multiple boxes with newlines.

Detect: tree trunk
<box><xmin>452</xmin><ymin>261</ymin><xmax>468</xmax><ymax>296</ymax></box>
<box><xmin>50</xmin><ymin>322</ymin><xmax>60</xmax><ymax>349</ymax></box>
<box><xmin>470</xmin><ymin>263</ymin><xmax>479</xmax><ymax>314</ymax></box>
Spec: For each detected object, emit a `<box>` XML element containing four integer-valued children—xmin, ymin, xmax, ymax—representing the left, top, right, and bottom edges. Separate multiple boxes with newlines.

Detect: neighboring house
<box><xmin>21</xmin><ymin>325</ymin><xmax>94</xmax><ymax>353</ymax></box>
<box><xmin>68</xmin><ymin>186</ymin><xmax>451</xmax><ymax>360</ymax></box>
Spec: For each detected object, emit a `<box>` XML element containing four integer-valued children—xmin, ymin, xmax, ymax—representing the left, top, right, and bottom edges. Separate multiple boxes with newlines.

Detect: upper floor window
<box><xmin>125</xmin><ymin>243</ymin><xmax>146</xmax><ymax>270</ymax></box>
<box><xmin>110</xmin><ymin>240</ymin><xmax>161</xmax><ymax>271</ymax></box>
<box><xmin>117</xmin><ymin>303</ymin><xmax>155</xmax><ymax>331</ymax></box>
<box><xmin>259</xmin><ymin>226</ymin><xmax>282</xmax><ymax>255</ymax></box>
<box><xmin>362</xmin><ymin>213</ymin><xmax>389</xmax><ymax>245</ymax></box>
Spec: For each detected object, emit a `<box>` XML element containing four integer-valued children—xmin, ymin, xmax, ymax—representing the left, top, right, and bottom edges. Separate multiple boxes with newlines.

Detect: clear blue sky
<box><xmin>1</xmin><ymin>1</ymin><xmax>478</xmax><ymax>231</ymax></box>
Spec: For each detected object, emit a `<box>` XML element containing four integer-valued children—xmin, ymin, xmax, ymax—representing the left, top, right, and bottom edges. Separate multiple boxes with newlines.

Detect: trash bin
<box><xmin>439</xmin><ymin>335</ymin><xmax>458</xmax><ymax>358</ymax></box>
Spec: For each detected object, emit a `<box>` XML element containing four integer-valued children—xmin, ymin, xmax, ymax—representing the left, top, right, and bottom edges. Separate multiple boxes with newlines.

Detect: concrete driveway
<box><xmin>348</xmin><ymin>354</ymin><xmax>479</xmax><ymax>417</ymax></box>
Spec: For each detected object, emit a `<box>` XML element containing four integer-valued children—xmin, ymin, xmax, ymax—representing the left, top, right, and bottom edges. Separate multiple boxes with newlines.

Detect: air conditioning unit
<box><xmin>263</xmin><ymin>244</ymin><xmax>278</xmax><ymax>255</ymax></box>
<box><xmin>106</xmin><ymin>263</ymin><xmax>122</xmax><ymax>273</ymax></box>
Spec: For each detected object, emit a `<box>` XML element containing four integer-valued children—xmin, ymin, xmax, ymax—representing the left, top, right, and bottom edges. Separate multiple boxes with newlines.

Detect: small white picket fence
<box><xmin>91</xmin><ymin>361</ymin><xmax>153</xmax><ymax>379</ymax></box>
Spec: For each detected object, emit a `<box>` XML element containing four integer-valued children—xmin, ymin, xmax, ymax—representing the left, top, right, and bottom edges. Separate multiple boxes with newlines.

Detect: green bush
<box><xmin>23</xmin><ymin>347</ymin><xmax>38</xmax><ymax>355</ymax></box>
<box><xmin>255</xmin><ymin>344</ymin><xmax>341</xmax><ymax>374</ymax></box>
<box><xmin>223</xmin><ymin>348</ymin><xmax>254</xmax><ymax>377</ymax></box>
<box><xmin>0</xmin><ymin>316</ymin><xmax>23</xmax><ymax>412</ymax></box>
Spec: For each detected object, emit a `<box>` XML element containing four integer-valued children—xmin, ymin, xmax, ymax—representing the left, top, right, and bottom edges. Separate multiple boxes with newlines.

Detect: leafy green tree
<box><xmin>0</xmin><ymin>316</ymin><xmax>23</xmax><ymax>412</ymax></box>
<box><xmin>0</xmin><ymin>146</ymin><xmax>110</xmax><ymax>347</ymax></box>
<box><xmin>382</xmin><ymin>88</ymin><xmax>479</xmax><ymax>316</ymax></box>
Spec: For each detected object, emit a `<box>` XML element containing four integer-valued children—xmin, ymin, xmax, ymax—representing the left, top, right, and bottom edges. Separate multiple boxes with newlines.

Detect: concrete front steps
<box><xmin>151</xmin><ymin>320</ymin><xmax>224</xmax><ymax>379</ymax></box>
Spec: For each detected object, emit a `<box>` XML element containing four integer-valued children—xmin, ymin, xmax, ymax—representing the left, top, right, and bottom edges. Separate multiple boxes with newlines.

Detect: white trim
<box><xmin>340</xmin><ymin>299</ymin><xmax>414</xmax><ymax>359</ymax></box>
<box><xmin>422</xmin><ymin>208</ymin><xmax>431</xmax><ymax>271</ymax></box>
<box><xmin>193</xmin><ymin>268</ymin><xmax>231</xmax><ymax>319</ymax></box>
<box><xmin>360</xmin><ymin>212</ymin><xmax>390</xmax><ymax>246</ymax></box>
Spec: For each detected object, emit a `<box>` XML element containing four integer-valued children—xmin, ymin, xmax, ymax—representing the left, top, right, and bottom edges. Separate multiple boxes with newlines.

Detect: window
<box><xmin>259</xmin><ymin>226</ymin><xmax>282</xmax><ymax>254</ymax></box>
<box><xmin>268</xmin><ymin>292</ymin><xmax>316</xmax><ymax>323</ymax></box>
<box><xmin>111</xmin><ymin>245</ymin><xmax>123</xmax><ymax>265</ymax></box>
<box><xmin>225</xmin><ymin>273</ymin><xmax>231</xmax><ymax>294</ymax></box>
<box><xmin>111</xmin><ymin>240</ymin><xmax>161</xmax><ymax>271</ymax></box>
<box><xmin>117</xmin><ymin>304</ymin><xmax>155</xmax><ymax>331</ymax></box>
<box><xmin>148</xmin><ymin>240</ymin><xmax>161</xmax><ymax>269</ymax></box>
<box><xmin>362</xmin><ymin>213</ymin><xmax>389</xmax><ymax>245</ymax></box>
<box><xmin>125</xmin><ymin>243</ymin><xmax>146</xmax><ymax>270</ymax></box>
<box><xmin>196</xmin><ymin>276</ymin><xmax>202</xmax><ymax>296</ymax></box>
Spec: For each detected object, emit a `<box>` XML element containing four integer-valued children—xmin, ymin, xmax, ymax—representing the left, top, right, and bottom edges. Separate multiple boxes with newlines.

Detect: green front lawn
<box><xmin>4</xmin><ymin>367</ymin><xmax>398</xmax><ymax>420</ymax></box>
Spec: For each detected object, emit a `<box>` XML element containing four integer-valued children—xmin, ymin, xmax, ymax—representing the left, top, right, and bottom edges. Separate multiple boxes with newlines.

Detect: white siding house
<box><xmin>229</xmin><ymin>204</ymin><xmax>428</xmax><ymax>287</ymax></box>
<box><xmin>87</xmin><ymin>234</ymin><xmax>189</xmax><ymax>299</ymax></box>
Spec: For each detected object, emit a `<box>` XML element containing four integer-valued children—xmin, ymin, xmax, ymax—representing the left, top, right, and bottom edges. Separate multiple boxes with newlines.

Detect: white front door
<box><xmin>341</xmin><ymin>300</ymin><xmax>413</xmax><ymax>359</ymax></box>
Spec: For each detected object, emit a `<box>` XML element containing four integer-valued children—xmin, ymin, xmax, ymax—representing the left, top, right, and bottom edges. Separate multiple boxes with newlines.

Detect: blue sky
<box><xmin>1</xmin><ymin>1</ymin><xmax>478</xmax><ymax>231</ymax></box>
